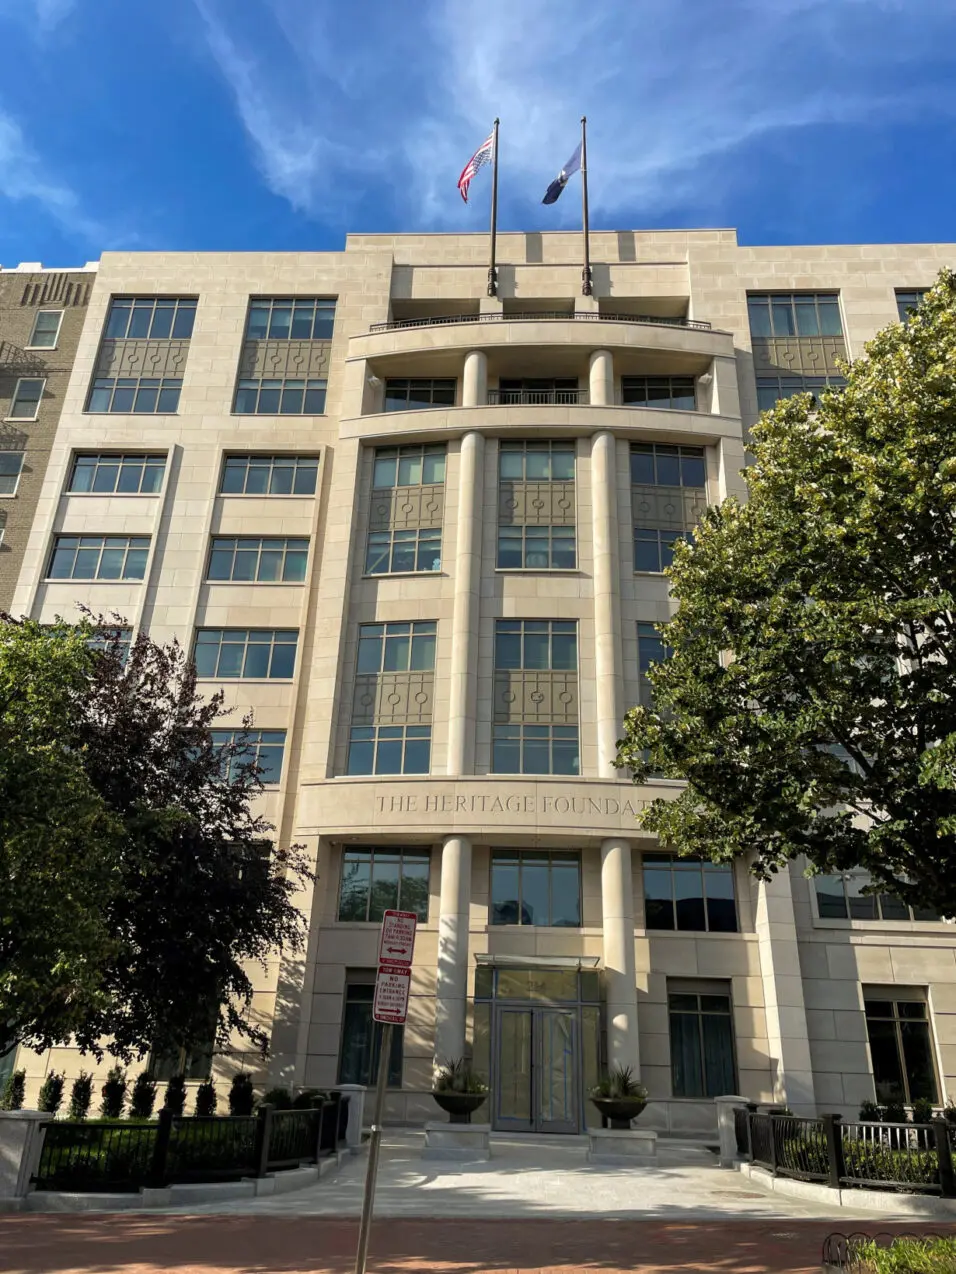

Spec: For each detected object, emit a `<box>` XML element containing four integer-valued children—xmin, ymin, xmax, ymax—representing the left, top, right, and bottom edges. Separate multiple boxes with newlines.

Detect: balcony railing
<box><xmin>487</xmin><ymin>388</ymin><xmax>589</xmax><ymax>406</ymax></box>
<box><xmin>369</xmin><ymin>312</ymin><xmax>712</xmax><ymax>333</ymax></box>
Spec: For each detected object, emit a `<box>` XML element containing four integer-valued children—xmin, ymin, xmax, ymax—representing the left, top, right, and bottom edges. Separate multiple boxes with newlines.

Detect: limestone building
<box><xmin>0</xmin><ymin>262</ymin><xmax>96</xmax><ymax>611</ymax></box>
<box><xmin>9</xmin><ymin>231</ymin><xmax>956</xmax><ymax>1133</ymax></box>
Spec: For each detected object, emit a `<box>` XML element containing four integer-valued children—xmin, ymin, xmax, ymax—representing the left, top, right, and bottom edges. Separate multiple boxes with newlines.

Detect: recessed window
<box><xmin>494</xmin><ymin>619</ymin><xmax>576</xmax><ymax>671</ymax></box>
<box><xmin>87</xmin><ymin>627</ymin><xmax>133</xmax><ymax>665</ymax></box>
<box><xmin>747</xmin><ymin>292</ymin><xmax>843</xmax><ymax>338</ymax></box>
<box><xmin>220</xmin><ymin>454</ymin><xmax>318</xmax><ymax>496</ymax></box>
<box><xmin>668</xmin><ymin>983</ymin><xmax>737</xmax><ymax>1098</ymax></box>
<box><xmin>47</xmin><ymin>534</ymin><xmax>149</xmax><ymax>581</ymax></box>
<box><xmin>348</xmin><ymin>621</ymin><xmax>436</xmax><ymax>776</ymax></box>
<box><xmin>194</xmin><ymin>629</ymin><xmax>297</xmax><ymax>680</ymax></box>
<box><xmin>864</xmin><ymin>993</ymin><xmax>939</xmax><ymax>1104</ymax></box>
<box><xmin>211</xmin><ymin>728</ymin><xmax>286</xmax><ymax>785</ymax></box>
<box><xmin>338</xmin><ymin>974</ymin><xmax>403</xmax><ymax>1087</ymax></box>
<box><xmin>338</xmin><ymin>848</ymin><xmax>430</xmax><ymax>922</ymax></box>
<box><xmin>634</xmin><ymin>527</ymin><xmax>693</xmax><ymax>573</ymax></box>
<box><xmin>9</xmin><ymin>378</ymin><xmax>44</xmax><ymax>420</ymax></box>
<box><xmin>755</xmin><ymin>374</ymin><xmax>846</xmax><ymax>413</ymax></box>
<box><xmin>497</xmin><ymin>525</ymin><xmax>576</xmax><ymax>570</ymax></box>
<box><xmin>357</xmin><ymin>620</ymin><xmax>436</xmax><ymax>675</ymax></box>
<box><xmin>150</xmin><ymin>1026</ymin><xmax>215</xmax><ymax>1082</ymax></box>
<box><xmin>0</xmin><ymin>452</ymin><xmax>24</xmax><ymax>496</ymax></box>
<box><xmin>491</xmin><ymin>724</ymin><xmax>579</xmax><ymax>776</ymax></box>
<box><xmin>490</xmin><ymin>850</ymin><xmax>581</xmax><ymax>927</ymax></box>
<box><xmin>86</xmin><ymin>377</ymin><xmax>182</xmax><ymax>414</ymax></box>
<box><xmin>630</xmin><ymin>443</ymin><xmax>706</xmax><ymax>488</ymax></box>
<box><xmin>28</xmin><ymin>310</ymin><xmax>63</xmax><ymax>349</ymax></box>
<box><xmin>643</xmin><ymin>854</ymin><xmax>737</xmax><ymax>932</ymax></box>
<box><xmin>372</xmin><ymin>443</ymin><xmax>446</xmax><ymax>488</ymax></box>
<box><xmin>383</xmin><ymin>379</ymin><xmax>456</xmax><ymax>411</ymax></box>
<box><xmin>234</xmin><ymin>377</ymin><xmax>327</xmax><ymax>415</ymax></box>
<box><xmin>68</xmin><ymin>453</ymin><xmax>166</xmax><ymax>494</ymax></box>
<box><xmin>104</xmin><ymin>297</ymin><xmax>196</xmax><ymax>341</ymax></box>
<box><xmin>622</xmin><ymin>377</ymin><xmax>697</xmax><ymax>411</ymax></box>
<box><xmin>896</xmin><ymin>289</ymin><xmax>929</xmax><ymax>322</ymax></box>
<box><xmin>815</xmin><ymin>872</ymin><xmax>939</xmax><ymax>923</ymax></box>
<box><xmin>207</xmin><ymin>537</ymin><xmax>309</xmax><ymax>583</ymax></box>
<box><xmin>366</xmin><ymin>527</ymin><xmax>441</xmax><ymax>574</ymax></box>
<box><xmin>637</xmin><ymin>621</ymin><xmax>669</xmax><ymax>696</ymax></box>
<box><xmin>499</xmin><ymin>441</ymin><xmax>575</xmax><ymax>482</ymax></box>
<box><xmin>245</xmin><ymin>298</ymin><xmax>335</xmax><ymax>341</ymax></box>
<box><xmin>346</xmin><ymin>725</ymin><xmax>431</xmax><ymax>776</ymax></box>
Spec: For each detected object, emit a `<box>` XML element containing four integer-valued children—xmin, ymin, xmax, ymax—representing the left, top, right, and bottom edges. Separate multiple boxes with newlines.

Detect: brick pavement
<box><xmin>0</xmin><ymin>1216</ymin><xmax>952</xmax><ymax>1274</ymax></box>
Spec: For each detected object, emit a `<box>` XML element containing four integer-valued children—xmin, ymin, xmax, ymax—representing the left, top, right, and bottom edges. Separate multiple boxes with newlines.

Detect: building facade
<box><xmin>0</xmin><ymin>262</ymin><xmax>96</xmax><ymax>611</ymax></box>
<box><xmin>10</xmin><ymin>231</ymin><xmax>956</xmax><ymax>1133</ymax></box>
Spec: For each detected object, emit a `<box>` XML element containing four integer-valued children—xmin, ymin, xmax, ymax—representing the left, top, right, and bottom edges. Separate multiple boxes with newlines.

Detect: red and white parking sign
<box><xmin>373</xmin><ymin>964</ymin><xmax>411</xmax><ymax>1024</ymax></box>
<box><xmin>378</xmin><ymin>909</ymin><xmax>417</xmax><ymax>967</ymax></box>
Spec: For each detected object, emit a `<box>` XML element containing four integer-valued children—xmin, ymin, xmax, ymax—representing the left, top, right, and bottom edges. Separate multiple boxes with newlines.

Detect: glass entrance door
<box><xmin>493</xmin><ymin>1006</ymin><xmax>579</xmax><ymax>1133</ymax></box>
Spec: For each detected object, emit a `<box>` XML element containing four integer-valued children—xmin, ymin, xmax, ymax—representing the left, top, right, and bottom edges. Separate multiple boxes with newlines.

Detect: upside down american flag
<box><xmin>457</xmin><ymin>127</ymin><xmax>496</xmax><ymax>203</ymax></box>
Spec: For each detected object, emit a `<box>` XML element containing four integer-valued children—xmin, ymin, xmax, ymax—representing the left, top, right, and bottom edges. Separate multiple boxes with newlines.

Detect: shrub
<box><xmin>858</xmin><ymin>1099</ymin><xmax>881</xmax><ymax>1122</ymax></box>
<box><xmin>854</xmin><ymin>1234</ymin><xmax>956</xmax><ymax>1272</ymax></box>
<box><xmin>229</xmin><ymin>1072</ymin><xmax>255</xmax><ymax>1116</ymax></box>
<box><xmin>163</xmin><ymin>1074</ymin><xmax>187</xmax><ymax>1117</ymax></box>
<box><xmin>589</xmin><ymin>1064</ymin><xmax>647</xmax><ymax>1101</ymax></box>
<box><xmin>945</xmin><ymin>1095</ymin><xmax>956</xmax><ymax>1125</ymax></box>
<box><xmin>434</xmin><ymin>1058</ymin><xmax>489</xmax><ymax>1095</ymax></box>
<box><xmin>0</xmin><ymin>1069</ymin><xmax>26</xmax><ymax>1111</ymax></box>
<box><xmin>292</xmin><ymin>1088</ymin><xmax>324</xmax><ymax>1110</ymax></box>
<box><xmin>129</xmin><ymin>1072</ymin><xmax>157</xmax><ymax>1120</ymax></box>
<box><xmin>100</xmin><ymin>1066</ymin><xmax>128</xmax><ymax>1119</ymax></box>
<box><xmin>881</xmin><ymin>1101</ymin><xmax>907</xmax><ymax>1124</ymax></box>
<box><xmin>37</xmin><ymin>1072</ymin><xmax>65</xmax><ymax>1116</ymax></box>
<box><xmin>194</xmin><ymin>1080</ymin><xmax>217</xmax><ymax>1117</ymax></box>
<box><xmin>68</xmin><ymin>1072</ymin><xmax>94</xmax><ymax>1120</ymax></box>
<box><xmin>261</xmin><ymin>1086</ymin><xmax>294</xmax><ymax>1110</ymax></box>
<box><xmin>911</xmin><ymin>1096</ymin><xmax>935</xmax><ymax>1124</ymax></box>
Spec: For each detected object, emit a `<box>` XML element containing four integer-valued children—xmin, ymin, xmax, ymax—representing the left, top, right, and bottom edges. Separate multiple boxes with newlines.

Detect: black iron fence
<box><xmin>741</xmin><ymin>1110</ymin><xmax>956</xmax><ymax>1197</ymax></box>
<box><xmin>822</xmin><ymin>1230</ymin><xmax>946</xmax><ymax>1271</ymax></box>
<box><xmin>33</xmin><ymin>1094</ymin><xmax>350</xmax><ymax>1194</ymax></box>
<box><xmin>368</xmin><ymin>311</ymin><xmax>713</xmax><ymax>333</ymax></box>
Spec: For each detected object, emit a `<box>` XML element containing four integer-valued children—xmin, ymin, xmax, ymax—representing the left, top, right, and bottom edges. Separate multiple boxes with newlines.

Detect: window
<box><xmin>814</xmin><ymin>872</ymin><xmax>939</xmax><ymax>923</ymax></box>
<box><xmin>643</xmin><ymin>854</ymin><xmax>738</xmax><ymax>932</ymax></box>
<box><xmin>896</xmin><ymin>289</ymin><xmax>929</xmax><ymax>321</ymax></box>
<box><xmin>87</xmin><ymin>377</ymin><xmax>182</xmax><ymax>413</ymax></box>
<box><xmin>637</xmin><ymin>621</ymin><xmax>669</xmax><ymax>693</ymax></box>
<box><xmin>220</xmin><ymin>454</ymin><xmax>319</xmax><ymax>496</ymax></box>
<box><xmin>356</xmin><ymin>620</ymin><xmax>436</xmax><ymax>675</ymax></box>
<box><xmin>365</xmin><ymin>528</ymin><xmax>441</xmax><ymax>575</ymax></box>
<box><xmin>384</xmin><ymin>379</ymin><xmax>456</xmax><ymax>411</ymax></box>
<box><xmin>150</xmin><ymin>1037</ymin><xmax>214</xmax><ymax>1082</ymax></box>
<box><xmin>498</xmin><ymin>441</ymin><xmax>576</xmax><ymax>569</ymax></box>
<box><xmin>492</xmin><ymin>724</ymin><xmax>579</xmax><ymax>775</ymax></box>
<box><xmin>372</xmin><ymin>443</ymin><xmax>446</xmax><ymax>488</ymax></box>
<box><xmin>68</xmin><ymin>453</ymin><xmax>166</xmax><ymax>494</ymax></box>
<box><xmin>245</xmin><ymin>298</ymin><xmax>335</xmax><ymax>341</ymax></box>
<box><xmin>490</xmin><ymin>850</ymin><xmax>581</xmax><ymax>926</ymax></box>
<box><xmin>104</xmin><ymin>296</ymin><xmax>196</xmax><ymax>341</ymax></box>
<box><xmin>211</xmin><ymin>728</ymin><xmax>286</xmax><ymax>785</ymax></box>
<box><xmin>338</xmin><ymin>848</ymin><xmax>430</xmax><ymax>922</ymax></box>
<box><xmin>755</xmin><ymin>374</ymin><xmax>846</xmax><ymax>413</ymax></box>
<box><xmin>499</xmin><ymin>441</ymin><xmax>575</xmax><ymax>482</ymax></box>
<box><xmin>207</xmin><ymin>537</ymin><xmax>309</xmax><ymax>583</ymax></box>
<box><xmin>494</xmin><ymin>619</ymin><xmax>577</xmax><ymax>671</ymax></box>
<box><xmin>634</xmin><ymin>527</ymin><xmax>693</xmax><ymax>573</ymax></box>
<box><xmin>194</xmin><ymin>629</ymin><xmax>298</xmax><ymax>679</ymax></box>
<box><xmin>87</xmin><ymin>627</ymin><xmax>133</xmax><ymax>664</ymax></box>
<box><xmin>338</xmin><ymin>975</ymin><xmax>403</xmax><ymax>1087</ymax></box>
<box><xmin>0</xmin><ymin>453</ymin><xmax>23</xmax><ymax>496</ymax></box>
<box><xmin>622</xmin><ymin>377</ymin><xmax>697</xmax><ymax>411</ymax></box>
<box><xmin>630</xmin><ymin>443</ymin><xmax>706</xmax><ymax>488</ymax></box>
<box><xmin>47</xmin><ymin>534</ymin><xmax>149</xmax><ymax>581</ymax></box>
<box><xmin>348</xmin><ymin>621</ymin><xmax>436</xmax><ymax>775</ymax></box>
<box><xmin>234</xmin><ymin>378</ymin><xmax>327</xmax><ymax>415</ymax></box>
<box><xmin>27</xmin><ymin>310</ymin><xmax>63</xmax><ymax>349</ymax></box>
<box><xmin>747</xmin><ymin>292</ymin><xmax>843</xmax><ymax>338</ymax></box>
<box><xmin>668</xmin><ymin>985</ymin><xmax>737</xmax><ymax>1098</ymax></box>
<box><xmin>497</xmin><ymin>526</ymin><xmax>576</xmax><ymax>570</ymax></box>
<box><xmin>864</xmin><ymin>993</ymin><xmax>939</xmax><ymax>1104</ymax></box>
<box><xmin>8</xmin><ymin>378</ymin><xmax>44</xmax><ymax>419</ymax></box>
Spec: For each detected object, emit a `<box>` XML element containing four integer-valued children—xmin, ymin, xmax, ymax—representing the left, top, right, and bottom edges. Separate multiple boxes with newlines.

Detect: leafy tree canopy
<box><xmin>616</xmin><ymin>270</ymin><xmax>956</xmax><ymax>916</ymax></box>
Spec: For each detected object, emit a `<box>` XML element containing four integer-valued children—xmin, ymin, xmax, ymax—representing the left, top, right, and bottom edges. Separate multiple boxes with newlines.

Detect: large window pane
<box><xmin>490</xmin><ymin>852</ymin><xmax>581</xmax><ymax>927</ymax></box>
<box><xmin>338</xmin><ymin>850</ymin><xmax>429</xmax><ymax>922</ymax></box>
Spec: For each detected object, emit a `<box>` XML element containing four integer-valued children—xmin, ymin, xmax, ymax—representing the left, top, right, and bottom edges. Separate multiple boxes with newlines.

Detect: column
<box><xmin>588</xmin><ymin>348</ymin><xmax>613</xmax><ymax>407</ymax></box>
<box><xmin>434</xmin><ymin>834</ymin><xmax>473</xmax><ymax>1069</ymax></box>
<box><xmin>591</xmin><ymin>431</ymin><xmax>625</xmax><ymax>777</ymax></box>
<box><xmin>462</xmin><ymin>349</ymin><xmax>487</xmax><ymax>409</ymax></box>
<box><xmin>447</xmin><ymin>431</ymin><xmax>484</xmax><ymax>775</ymax></box>
<box><xmin>601</xmin><ymin>838</ymin><xmax>640</xmax><ymax>1072</ymax></box>
<box><xmin>754</xmin><ymin>869</ymin><xmax>816</xmax><ymax>1115</ymax></box>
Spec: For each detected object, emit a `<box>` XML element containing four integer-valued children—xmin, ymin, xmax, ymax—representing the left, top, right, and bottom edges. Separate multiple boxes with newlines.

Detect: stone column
<box><xmin>588</xmin><ymin>348</ymin><xmax>613</xmax><ymax>407</ymax></box>
<box><xmin>601</xmin><ymin>838</ymin><xmax>640</xmax><ymax>1073</ymax></box>
<box><xmin>0</xmin><ymin>1110</ymin><xmax>52</xmax><ymax>1200</ymax></box>
<box><xmin>434</xmin><ymin>835</ymin><xmax>473</xmax><ymax>1070</ymax></box>
<box><xmin>591</xmin><ymin>431</ymin><xmax>625</xmax><ymax>777</ymax></box>
<box><xmin>447</xmin><ymin>431</ymin><xmax>484</xmax><ymax>775</ymax></box>
<box><xmin>462</xmin><ymin>349</ymin><xmax>488</xmax><ymax>408</ymax></box>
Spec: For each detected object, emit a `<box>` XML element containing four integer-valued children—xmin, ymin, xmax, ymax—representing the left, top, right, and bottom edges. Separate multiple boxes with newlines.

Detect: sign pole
<box><xmin>354</xmin><ymin>1021</ymin><xmax>392</xmax><ymax>1274</ymax></box>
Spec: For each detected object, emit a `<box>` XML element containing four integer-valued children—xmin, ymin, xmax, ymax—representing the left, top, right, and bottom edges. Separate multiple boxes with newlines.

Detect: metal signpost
<box><xmin>354</xmin><ymin>909</ymin><xmax>417</xmax><ymax>1274</ymax></box>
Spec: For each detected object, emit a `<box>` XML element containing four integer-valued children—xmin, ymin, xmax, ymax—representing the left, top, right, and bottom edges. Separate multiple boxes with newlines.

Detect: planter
<box><xmin>591</xmin><ymin>1097</ymin><xmax>647</xmax><ymax>1131</ymax></box>
<box><xmin>431</xmin><ymin>1092</ymin><xmax>487</xmax><ymax>1125</ymax></box>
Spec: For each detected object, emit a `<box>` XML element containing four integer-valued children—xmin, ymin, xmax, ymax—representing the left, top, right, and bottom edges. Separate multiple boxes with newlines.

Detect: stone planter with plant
<box><xmin>432</xmin><ymin>1059</ymin><xmax>488</xmax><ymax>1124</ymax></box>
<box><xmin>590</xmin><ymin>1065</ymin><xmax>648</xmax><ymax>1130</ymax></box>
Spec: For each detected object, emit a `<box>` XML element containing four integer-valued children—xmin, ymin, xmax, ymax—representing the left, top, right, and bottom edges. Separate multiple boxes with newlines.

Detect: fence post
<box><xmin>933</xmin><ymin>1119</ymin><xmax>956</xmax><ymax>1197</ymax></box>
<box><xmin>253</xmin><ymin>1104</ymin><xmax>273</xmax><ymax>1179</ymax></box>
<box><xmin>821</xmin><ymin>1113</ymin><xmax>844</xmax><ymax>1192</ymax></box>
<box><xmin>148</xmin><ymin>1108</ymin><xmax>173</xmax><ymax>1189</ymax></box>
<box><xmin>328</xmin><ymin>1091</ymin><xmax>343</xmax><ymax>1148</ymax></box>
<box><xmin>768</xmin><ymin>1114</ymin><xmax>778</xmax><ymax>1176</ymax></box>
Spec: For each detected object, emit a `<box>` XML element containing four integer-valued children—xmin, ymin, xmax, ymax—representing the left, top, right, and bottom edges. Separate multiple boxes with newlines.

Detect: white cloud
<box><xmin>192</xmin><ymin>0</ymin><xmax>956</xmax><ymax>228</ymax></box>
<box><xmin>0</xmin><ymin>0</ymin><xmax>75</xmax><ymax>35</ymax></box>
<box><xmin>0</xmin><ymin>109</ymin><xmax>101</xmax><ymax>242</ymax></box>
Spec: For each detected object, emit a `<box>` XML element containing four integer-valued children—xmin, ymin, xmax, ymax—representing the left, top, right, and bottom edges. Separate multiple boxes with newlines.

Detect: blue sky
<box><xmin>1</xmin><ymin>0</ymin><xmax>955</xmax><ymax>267</ymax></box>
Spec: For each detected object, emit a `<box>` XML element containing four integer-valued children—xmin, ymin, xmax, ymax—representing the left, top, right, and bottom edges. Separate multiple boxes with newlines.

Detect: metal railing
<box><xmin>487</xmin><ymin>388</ymin><xmax>589</xmax><ymax>406</ymax></box>
<box><xmin>733</xmin><ymin>1105</ymin><xmax>751</xmax><ymax>1157</ymax></box>
<box><xmin>166</xmin><ymin>1114</ymin><xmax>259</xmax><ymax>1184</ymax></box>
<box><xmin>33</xmin><ymin>1119</ymin><xmax>159</xmax><ymax>1193</ymax></box>
<box><xmin>369</xmin><ymin>311</ymin><xmax>712</xmax><ymax>333</ymax></box>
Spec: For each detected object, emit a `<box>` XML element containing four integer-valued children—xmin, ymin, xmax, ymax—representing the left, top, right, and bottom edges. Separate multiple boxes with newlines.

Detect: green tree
<box><xmin>0</xmin><ymin>617</ymin><xmax>121</xmax><ymax>1058</ymax></box>
<box><xmin>616</xmin><ymin>270</ymin><xmax>956</xmax><ymax>916</ymax></box>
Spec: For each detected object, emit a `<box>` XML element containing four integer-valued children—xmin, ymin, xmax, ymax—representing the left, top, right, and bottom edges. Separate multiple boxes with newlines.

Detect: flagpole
<box><xmin>488</xmin><ymin>118</ymin><xmax>499</xmax><ymax>297</ymax></box>
<box><xmin>580</xmin><ymin>115</ymin><xmax>592</xmax><ymax>296</ymax></box>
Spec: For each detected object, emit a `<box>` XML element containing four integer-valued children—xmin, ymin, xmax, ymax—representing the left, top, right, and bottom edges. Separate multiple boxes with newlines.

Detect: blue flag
<box><xmin>542</xmin><ymin>143</ymin><xmax>582</xmax><ymax>204</ymax></box>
